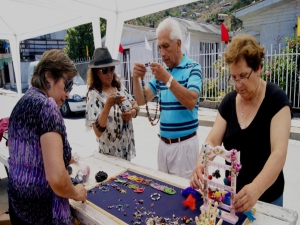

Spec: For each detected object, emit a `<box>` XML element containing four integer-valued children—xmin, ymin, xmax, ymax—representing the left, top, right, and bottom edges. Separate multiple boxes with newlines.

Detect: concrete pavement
<box><xmin>139</xmin><ymin>101</ymin><xmax>300</xmax><ymax>141</ymax></box>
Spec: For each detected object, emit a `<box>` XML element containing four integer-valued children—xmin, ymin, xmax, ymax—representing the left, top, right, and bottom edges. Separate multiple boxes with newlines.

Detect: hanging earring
<box><xmin>47</xmin><ymin>83</ymin><xmax>51</xmax><ymax>89</ymax></box>
<box><xmin>212</xmin><ymin>169</ymin><xmax>221</xmax><ymax>179</ymax></box>
<box><xmin>223</xmin><ymin>175</ymin><xmax>231</xmax><ymax>185</ymax></box>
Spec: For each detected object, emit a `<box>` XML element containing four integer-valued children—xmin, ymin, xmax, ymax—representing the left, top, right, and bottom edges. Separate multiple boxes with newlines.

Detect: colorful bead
<box><xmin>228</xmin><ymin>176</ymin><xmax>232</xmax><ymax>182</ymax></box>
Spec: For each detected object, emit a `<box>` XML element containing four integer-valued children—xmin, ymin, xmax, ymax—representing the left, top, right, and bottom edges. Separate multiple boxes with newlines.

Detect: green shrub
<box><xmin>262</xmin><ymin>35</ymin><xmax>300</xmax><ymax>106</ymax></box>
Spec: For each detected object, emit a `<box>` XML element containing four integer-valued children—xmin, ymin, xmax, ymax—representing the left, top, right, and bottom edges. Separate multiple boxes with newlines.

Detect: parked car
<box><xmin>60</xmin><ymin>74</ymin><xmax>87</xmax><ymax>117</ymax></box>
<box><xmin>27</xmin><ymin>61</ymin><xmax>39</xmax><ymax>88</ymax></box>
<box><xmin>27</xmin><ymin>61</ymin><xmax>87</xmax><ymax>117</ymax></box>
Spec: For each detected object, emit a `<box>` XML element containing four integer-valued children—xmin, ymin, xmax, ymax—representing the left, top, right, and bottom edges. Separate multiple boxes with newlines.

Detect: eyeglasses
<box><xmin>61</xmin><ymin>74</ymin><xmax>73</xmax><ymax>93</ymax></box>
<box><xmin>229</xmin><ymin>69</ymin><xmax>253</xmax><ymax>85</ymax></box>
<box><xmin>100</xmin><ymin>66</ymin><xmax>115</xmax><ymax>75</ymax></box>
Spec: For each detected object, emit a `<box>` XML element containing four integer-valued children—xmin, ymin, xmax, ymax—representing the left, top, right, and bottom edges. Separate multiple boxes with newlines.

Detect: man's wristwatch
<box><xmin>166</xmin><ymin>76</ymin><xmax>173</xmax><ymax>88</ymax></box>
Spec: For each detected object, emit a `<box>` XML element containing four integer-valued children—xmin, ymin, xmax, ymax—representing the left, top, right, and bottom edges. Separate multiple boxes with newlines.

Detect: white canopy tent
<box><xmin>0</xmin><ymin>0</ymin><xmax>198</xmax><ymax>96</ymax></box>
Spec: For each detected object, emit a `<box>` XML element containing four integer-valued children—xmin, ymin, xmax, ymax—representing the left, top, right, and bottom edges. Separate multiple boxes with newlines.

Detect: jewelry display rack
<box><xmin>202</xmin><ymin>143</ymin><xmax>241</xmax><ymax>224</ymax></box>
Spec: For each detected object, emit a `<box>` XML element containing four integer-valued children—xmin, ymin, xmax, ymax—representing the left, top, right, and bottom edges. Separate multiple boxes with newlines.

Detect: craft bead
<box><xmin>228</xmin><ymin>176</ymin><xmax>231</xmax><ymax>182</ymax></box>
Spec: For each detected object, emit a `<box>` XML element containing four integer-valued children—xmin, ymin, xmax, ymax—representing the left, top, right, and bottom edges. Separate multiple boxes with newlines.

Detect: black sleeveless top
<box><xmin>218</xmin><ymin>81</ymin><xmax>292</xmax><ymax>203</ymax></box>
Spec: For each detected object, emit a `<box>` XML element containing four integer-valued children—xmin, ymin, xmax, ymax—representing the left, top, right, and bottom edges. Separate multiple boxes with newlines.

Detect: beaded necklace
<box><xmin>141</xmin><ymin>77</ymin><xmax>161</xmax><ymax>126</ymax></box>
<box><xmin>119</xmin><ymin>104</ymin><xmax>127</xmax><ymax>132</ymax></box>
<box><xmin>113</xmin><ymin>105</ymin><xmax>122</xmax><ymax>141</ymax></box>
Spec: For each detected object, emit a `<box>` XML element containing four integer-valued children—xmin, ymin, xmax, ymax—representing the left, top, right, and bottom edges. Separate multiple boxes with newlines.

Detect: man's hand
<box><xmin>149</xmin><ymin>62</ymin><xmax>170</xmax><ymax>83</ymax></box>
<box><xmin>133</xmin><ymin>62</ymin><xmax>147</xmax><ymax>79</ymax></box>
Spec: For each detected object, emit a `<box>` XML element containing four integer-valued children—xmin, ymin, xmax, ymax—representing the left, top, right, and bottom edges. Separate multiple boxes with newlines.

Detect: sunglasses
<box><xmin>100</xmin><ymin>66</ymin><xmax>115</xmax><ymax>75</ymax></box>
<box><xmin>61</xmin><ymin>74</ymin><xmax>73</xmax><ymax>93</ymax></box>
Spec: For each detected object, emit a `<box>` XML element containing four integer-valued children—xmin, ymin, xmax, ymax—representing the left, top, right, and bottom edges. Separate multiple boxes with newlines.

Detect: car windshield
<box><xmin>73</xmin><ymin>74</ymin><xmax>85</xmax><ymax>85</ymax></box>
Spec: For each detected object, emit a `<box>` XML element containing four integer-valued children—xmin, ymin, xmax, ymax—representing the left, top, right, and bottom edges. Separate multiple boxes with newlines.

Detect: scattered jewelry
<box><xmin>116</xmin><ymin>204</ymin><xmax>123</xmax><ymax>211</ymax></box>
<box><xmin>150</xmin><ymin>193</ymin><xmax>161</xmax><ymax>201</ymax></box>
<box><xmin>134</xmin><ymin>187</ymin><xmax>145</xmax><ymax>193</ymax></box>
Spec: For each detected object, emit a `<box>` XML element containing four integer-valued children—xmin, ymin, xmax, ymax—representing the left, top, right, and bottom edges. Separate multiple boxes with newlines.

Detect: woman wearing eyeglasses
<box><xmin>190</xmin><ymin>34</ymin><xmax>292</xmax><ymax>212</ymax></box>
<box><xmin>85</xmin><ymin>47</ymin><xmax>139</xmax><ymax>161</ymax></box>
<box><xmin>7</xmin><ymin>49</ymin><xmax>87</xmax><ymax>224</ymax></box>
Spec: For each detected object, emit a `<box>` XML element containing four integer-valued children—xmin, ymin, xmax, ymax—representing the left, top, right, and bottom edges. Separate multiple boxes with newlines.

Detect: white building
<box><xmin>233</xmin><ymin>0</ymin><xmax>299</xmax><ymax>52</ymax></box>
<box><xmin>116</xmin><ymin>17</ymin><xmax>225</xmax><ymax>93</ymax></box>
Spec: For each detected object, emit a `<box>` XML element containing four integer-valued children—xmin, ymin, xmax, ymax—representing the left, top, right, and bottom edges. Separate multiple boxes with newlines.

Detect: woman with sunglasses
<box><xmin>85</xmin><ymin>47</ymin><xmax>139</xmax><ymax>161</ymax></box>
<box><xmin>7</xmin><ymin>49</ymin><xmax>87</xmax><ymax>224</ymax></box>
<box><xmin>190</xmin><ymin>34</ymin><xmax>292</xmax><ymax>212</ymax></box>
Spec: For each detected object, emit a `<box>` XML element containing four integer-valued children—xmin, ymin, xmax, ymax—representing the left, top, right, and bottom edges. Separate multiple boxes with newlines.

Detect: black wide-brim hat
<box><xmin>88</xmin><ymin>47</ymin><xmax>120</xmax><ymax>68</ymax></box>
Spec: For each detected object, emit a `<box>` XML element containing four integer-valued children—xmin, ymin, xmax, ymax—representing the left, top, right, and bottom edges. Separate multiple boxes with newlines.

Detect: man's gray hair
<box><xmin>156</xmin><ymin>17</ymin><xmax>182</xmax><ymax>43</ymax></box>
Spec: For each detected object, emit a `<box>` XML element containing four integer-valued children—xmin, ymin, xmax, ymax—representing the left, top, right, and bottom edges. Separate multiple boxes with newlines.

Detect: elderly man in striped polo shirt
<box><xmin>133</xmin><ymin>17</ymin><xmax>202</xmax><ymax>179</ymax></box>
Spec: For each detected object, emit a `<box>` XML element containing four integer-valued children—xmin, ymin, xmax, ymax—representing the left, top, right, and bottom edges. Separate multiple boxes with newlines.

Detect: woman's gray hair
<box><xmin>156</xmin><ymin>17</ymin><xmax>182</xmax><ymax>43</ymax></box>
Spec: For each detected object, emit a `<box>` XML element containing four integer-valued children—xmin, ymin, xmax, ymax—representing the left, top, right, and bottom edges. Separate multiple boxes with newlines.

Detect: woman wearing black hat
<box><xmin>85</xmin><ymin>47</ymin><xmax>139</xmax><ymax>161</ymax></box>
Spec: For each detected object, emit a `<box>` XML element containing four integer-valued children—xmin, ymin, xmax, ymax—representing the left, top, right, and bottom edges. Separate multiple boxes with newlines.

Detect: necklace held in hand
<box><xmin>141</xmin><ymin>77</ymin><xmax>161</xmax><ymax>126</ymax></box>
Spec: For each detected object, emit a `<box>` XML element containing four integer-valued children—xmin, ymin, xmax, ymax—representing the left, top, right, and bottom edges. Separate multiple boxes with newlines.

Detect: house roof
<box><xmin>173</xmin><ymin>17</ymin><xmax>220</xmax><ymax>35</ymax></box>
<box><xmin>123</xmin><ymin>17</ymin><xmax>221</xmax><ymax>36</ymax></box>
<box><xmin>124</xmin><ymin>24</ymin><xmax>156</xmax><ymax>33</ymax></box>
<box><xmin>233</xmin><ymin>0</ymin><xmax>294</xmax><ymax>18</ymax></box>
<box><xmin>230</xmin><ymin>29</ymin><xmax>260</xmax><ymax>37</ymax></box>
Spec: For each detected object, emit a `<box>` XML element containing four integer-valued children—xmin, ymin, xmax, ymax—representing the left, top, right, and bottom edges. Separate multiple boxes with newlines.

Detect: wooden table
<box><xmin>0</xmin><ymin>146</ymin><xmax>298</xmax><ymax>225</ymax></box>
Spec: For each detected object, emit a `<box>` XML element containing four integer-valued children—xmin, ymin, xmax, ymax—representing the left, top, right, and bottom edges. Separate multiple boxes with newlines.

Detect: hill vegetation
<box><xmin>126</xmin><ymin>0</ymin><xmax>258</xmax><ymax>31</ymax></box>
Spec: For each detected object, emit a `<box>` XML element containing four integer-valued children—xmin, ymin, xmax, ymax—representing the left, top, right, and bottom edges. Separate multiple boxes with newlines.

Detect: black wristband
<box><xmin>95</xmin><ymin>118</ymin><xmax>106</xmax><ymax>132</ymax></box>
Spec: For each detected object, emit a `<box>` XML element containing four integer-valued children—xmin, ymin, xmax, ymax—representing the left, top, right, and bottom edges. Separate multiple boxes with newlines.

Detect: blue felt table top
<box><xmin>86</xmin><ymin>169</ymin><xmax>248</xmax><ymax>225</ymax></box>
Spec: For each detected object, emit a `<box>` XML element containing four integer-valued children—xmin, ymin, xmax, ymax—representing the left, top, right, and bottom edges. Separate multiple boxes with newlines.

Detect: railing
<box><xmin>74</xmin><ymin>48</ymin><xmax>300</xmax><ymax>109</ymax></box>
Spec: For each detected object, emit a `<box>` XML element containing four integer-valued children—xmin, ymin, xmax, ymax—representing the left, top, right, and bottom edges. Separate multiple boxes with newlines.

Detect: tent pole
<box><xmin>9</xmin><ymin>37</ymin><xmax>22</xmax><ymax>98</ymax></box>
<box><xmin>92</xmin><ymin>17</ymin><xmax>102</xmax><ymax>49</ymax></box>
<box><xmin>105</xmin><ymin>14</ymin><xmax>124</xmax><ymax>59</ymax></box>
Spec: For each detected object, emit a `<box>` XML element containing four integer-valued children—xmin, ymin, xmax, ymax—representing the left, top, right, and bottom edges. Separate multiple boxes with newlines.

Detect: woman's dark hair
<box><xmin>86</xmin><ymin>68</ymin><xmax>121</xmax><ymax>95</ymax></box>
<box><xmin>31</xmin><ymin>49</ymin><xmax>78</xmax><ymax>90</ymax></box>
<box><xmin>225</xmin><ymin>33</ymin><xmax>265</xmax><ymax>71</ymax></box>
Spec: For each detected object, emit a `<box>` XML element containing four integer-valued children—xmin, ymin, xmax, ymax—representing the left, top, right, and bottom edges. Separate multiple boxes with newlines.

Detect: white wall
<box><xmin>121</xmin><ymin>28</ymin><xmax>156</xmax><ymax>46</ymax></box>
<box><xmin>50</xmin><ymin>30</ymin><xmax>67</xmax><ymax>39</ymax></box>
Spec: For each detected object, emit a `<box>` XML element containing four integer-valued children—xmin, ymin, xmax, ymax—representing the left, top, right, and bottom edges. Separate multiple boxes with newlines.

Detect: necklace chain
<box><xmin>141</xmin><ymin>78</ymin><xmax>161</xmax><ymax>126</ymax></box>
<box><xmin>239</xmin><ymin>79</ymin><xmax>261</xmax><ymax>127</ymax></box>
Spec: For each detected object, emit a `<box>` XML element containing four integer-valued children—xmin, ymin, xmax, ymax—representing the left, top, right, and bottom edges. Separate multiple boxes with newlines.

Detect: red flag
<box><xmin>119</xmin><ymin>44</ymin><xmax>124</xmax><ymax>53</ymax></box>
<box><xmin>221</xmin><ymin>23</ymin><xmax>229</xmax><ymax>44</ymax></box>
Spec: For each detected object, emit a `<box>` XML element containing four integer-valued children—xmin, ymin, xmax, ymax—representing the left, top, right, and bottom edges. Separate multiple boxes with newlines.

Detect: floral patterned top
<box><xmin>8</xmin><ymin>87</ymin><xmax>73</xmax><ymax>224</ymax></box>
<box><xmin>85</xmin><ymin>85</ymin><xmax>136</xmax><ymax>161</ymax></box>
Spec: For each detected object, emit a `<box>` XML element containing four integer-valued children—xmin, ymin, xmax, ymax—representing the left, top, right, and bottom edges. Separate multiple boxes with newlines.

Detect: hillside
<box><xmin>125</xmin><ymin>0</ymin><xmax>256</xmax><ymax>31</ymax></box>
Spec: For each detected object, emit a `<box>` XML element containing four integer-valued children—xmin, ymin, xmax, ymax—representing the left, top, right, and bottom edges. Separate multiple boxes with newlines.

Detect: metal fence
<box><xmin>263</xmin><ymin>46</ymin><xmax>300</xmax><ymax>109</ymax></box>
<box><xmin>75</xmin><ymin>46</ymin><xmax>300</xmax><ymax>109</ymax></box>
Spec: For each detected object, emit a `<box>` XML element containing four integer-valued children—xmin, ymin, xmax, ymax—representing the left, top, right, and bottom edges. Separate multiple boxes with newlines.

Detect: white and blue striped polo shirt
<box><xmin>148</xmin><ymin>54</ymin><xmax>202</xmax><ymax>139</ymax></box>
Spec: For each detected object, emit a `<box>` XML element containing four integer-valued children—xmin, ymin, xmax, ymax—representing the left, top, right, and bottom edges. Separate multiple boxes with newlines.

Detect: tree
<box><xmin>231</xmin><ymin>16</ymin><xmax>243</xmax><ymax>31</ymax></box>
<box><xmin>229</xmin><ymin>0</ymin><xmax>253</xmax><ymax>12</ymax></box>
<box><xmin>64</xmin><ymin>19</ymin><xmax>106</xmax><ymax>60</ymax></box>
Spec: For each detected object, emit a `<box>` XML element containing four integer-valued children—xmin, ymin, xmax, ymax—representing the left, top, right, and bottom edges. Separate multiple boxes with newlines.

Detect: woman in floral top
<box><xmin>8</xmin><ymin>50</ymin><xmax>87</xmax><ymax>224</ymax></box>
<box><xmin>85</xmin><ymin>47</ymin><xmax>139</xmax><ymax>161</ymax></box>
